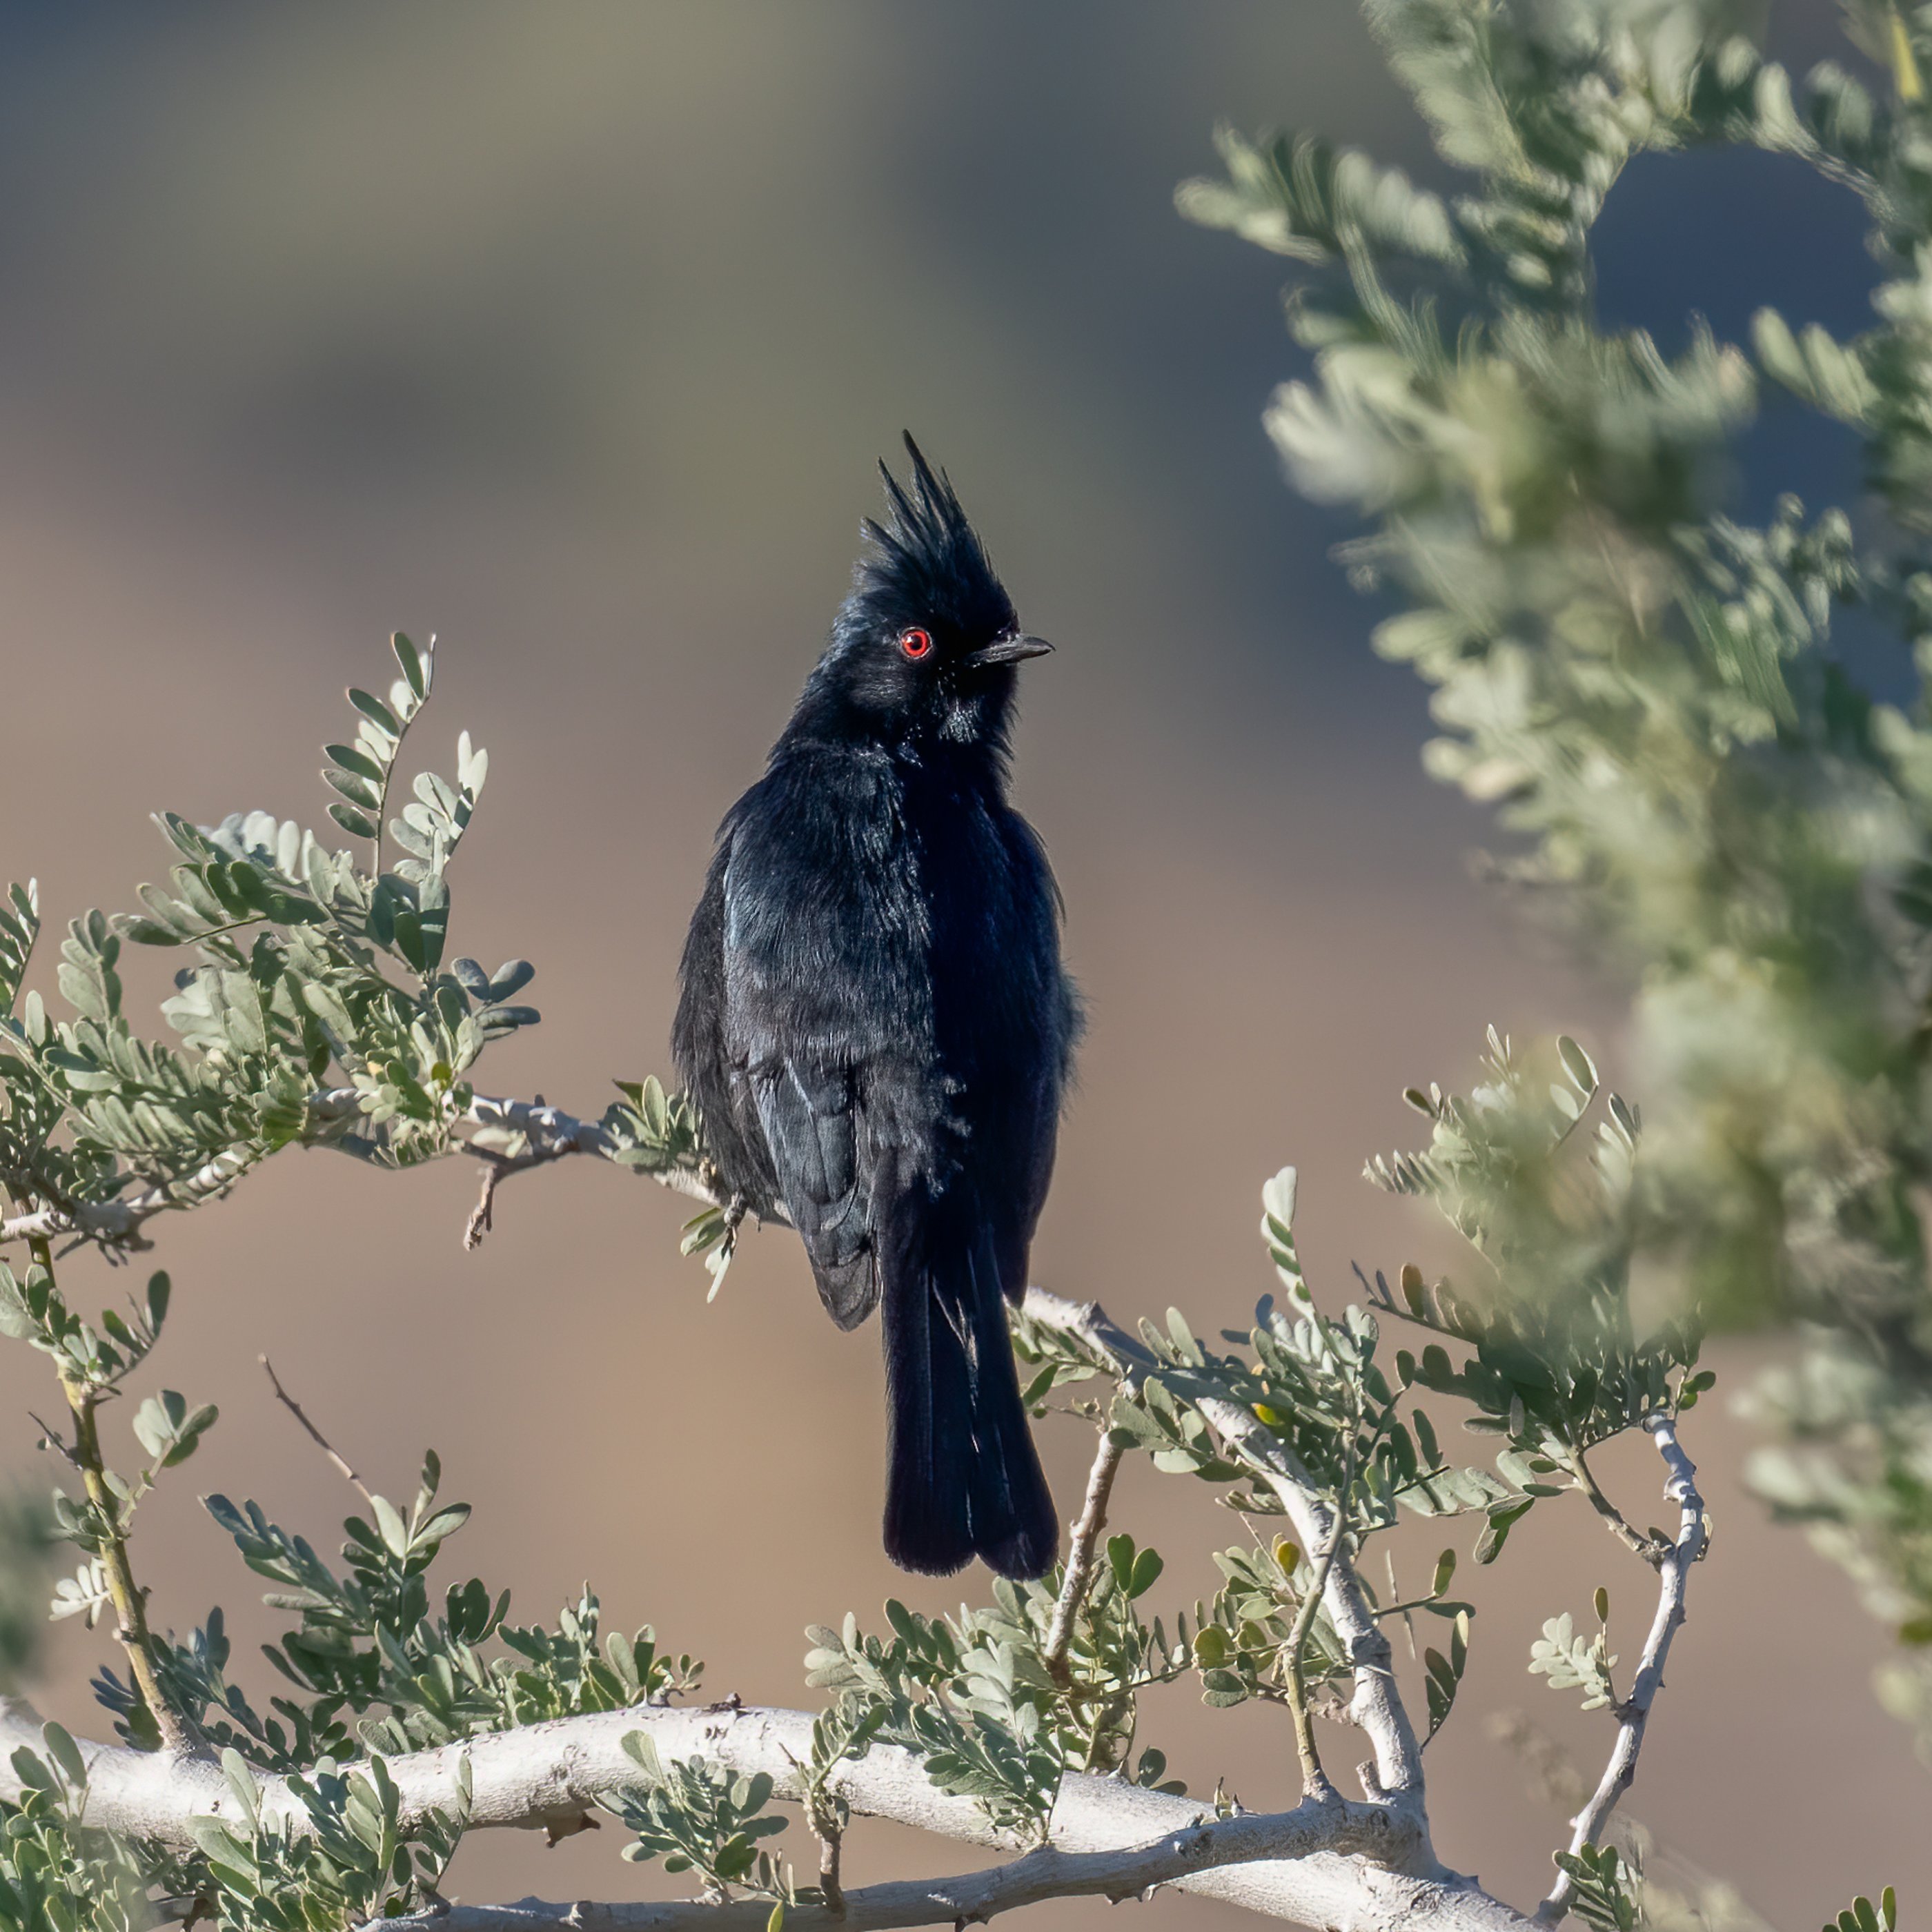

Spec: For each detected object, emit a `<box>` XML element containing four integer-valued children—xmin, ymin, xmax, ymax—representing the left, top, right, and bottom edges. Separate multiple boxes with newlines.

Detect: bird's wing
<box><xmin>713</xmin><ymin>751</ymin><xmax>940</xmax><ymax>1331</ymax></box>
<box><xmin>749</xmin><ymin>1057</ymin><xmax>877</xmax><ymax>1329</ymax></box>
<box><xmin>671</xmin><ymin>836</ymin><xmax>779</xmax><ymax>1210</ymax></box>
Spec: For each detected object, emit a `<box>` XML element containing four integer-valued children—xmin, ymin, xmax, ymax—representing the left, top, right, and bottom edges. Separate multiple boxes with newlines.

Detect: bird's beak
<box><xmin>966</xmin><ymin>635</ymin><xmax>1054</xmax><ymax>667</ymax></box>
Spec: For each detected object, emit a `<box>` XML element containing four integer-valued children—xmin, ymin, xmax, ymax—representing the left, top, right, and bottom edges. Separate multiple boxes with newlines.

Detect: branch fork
<box><xmin>1536</xmin><ymin>1414</ymin><xmax>1707</xmax><ymax>1925</ymax></box>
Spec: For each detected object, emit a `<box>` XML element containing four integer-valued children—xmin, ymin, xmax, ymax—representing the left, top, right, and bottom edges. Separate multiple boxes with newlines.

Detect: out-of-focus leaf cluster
<box><xmin>1184</xmin><ymin>0</ymin><xmax>1932</xmax><ymax>1737</ymax></box>
<box><xmin>1361</xmin><ymin>1034</ymin><xmax>1708</xmax><ymax>1528</ymax></box>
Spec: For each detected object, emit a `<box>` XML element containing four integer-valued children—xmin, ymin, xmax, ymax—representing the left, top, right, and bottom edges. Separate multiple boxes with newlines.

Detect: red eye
<box><xmin>898</xmin><ymin>627</ymin><xmax>933</xmax><ymax>660</ymax></box>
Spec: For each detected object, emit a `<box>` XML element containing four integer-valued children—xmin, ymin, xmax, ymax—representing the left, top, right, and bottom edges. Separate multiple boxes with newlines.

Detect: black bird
<box><xmin>672</xmin><ymin>437</ymin><xmax>1078</xmax><ymax>1580</ymax></box>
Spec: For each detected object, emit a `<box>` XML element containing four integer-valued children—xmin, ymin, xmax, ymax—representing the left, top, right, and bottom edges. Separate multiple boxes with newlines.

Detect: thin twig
<box><xmin>1043</xmin><ymin>1427</ymin><xmax>1127</xmax><ymax>1688</ymax></box>
<box><xmin>27</xmin><ymin>1236</ymin><xmax>197</xmax><ymax>1756</ymax></box>
<box><xmin>0</xmin><ymin>1086</ymin><xmax>768</xmax><ymax>1252</ymax></box>
<box><xmin>1283</xmin><ymin>1438</ymin><xmax>1354</xmax><ymax>1805</ymax></box>
<box><xmin>1537</xmin><ymin>1414</ymin><xmax>1706</xmax><ymax>1924</ymax></box>
<box><xmin>463</xmin><ymin>1147</ymin><xmax>562</xmax><ymax>1251</ymax></box>
<box><xmin>1567</xmin><ymin>1446</ymin><xmax>1660</xmax><ymax>1563</ymax></box>
<box><xmin>259</xmin><ymin>1357</ymin><xmax>375</xmax><ymax>1508</ymax></box>
<box><xmin>27</xmin><ymin>1412</ymin><xmax>81</xmax><ymax>1471</ymax></box>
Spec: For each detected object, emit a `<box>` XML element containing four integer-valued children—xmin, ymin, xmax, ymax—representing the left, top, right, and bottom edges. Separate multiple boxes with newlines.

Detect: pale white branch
<box><xmin>0</xmin><ymin>1696</ymin><xmax>1527</xmax><ymax>1932</ymax></box>
<box><xmin>1537</xmin><ymin>1414</ymin><xmax>1707</xmax><ymax>1924</ymax></box>
<box><xmin>1195</xmin><ymin>1393</ymin><xmax>1425</xmax><ymax>1814</ymax></box>
<box><xmin>0</xmin><ymin>1146</ymin><xmax>257</xmax><ymax>1248</ymax></box>
<box><xmin>1019</xmin><ymin>1290</ymin><xmax>1430</xmax><ymax>1830</ymax></box>
<box><xmin>385</xmin><ymin>1802</ymin><xmax>1399</xmax><ymax>1931</ymax></box>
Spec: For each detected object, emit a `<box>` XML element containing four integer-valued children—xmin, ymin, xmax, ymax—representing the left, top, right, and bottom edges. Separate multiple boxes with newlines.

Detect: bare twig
<box><xmin>464</xmin><ymin>1147</ymin><xmax>562</xmax><ymax>1251</ymax></box>
<box><xmin>1567</xmin><ymin>1447</ymin><xmax>1659</xmax><ymax>1562</ymax></box>
<box><xmin>1537</xmin><ymin>1414</ymin><xmax>1706</xmax><ymax>1925</ymax></box>
<box><xmin>1042</xmin><ymin>1428</ymin><xmax>1127</xmax><ymax>1688</ymax></box>
<box><xmin>259</xmin><ymin>1356</ymin><xmax>375</xmax><ymax>1507</ymax></box>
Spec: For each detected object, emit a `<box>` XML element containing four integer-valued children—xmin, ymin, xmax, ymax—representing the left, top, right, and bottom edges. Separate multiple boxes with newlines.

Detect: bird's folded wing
<box><xmin>751</xmin><ymin>1058</ymin><xmax>878</xmax><ymax>1329</ymax></box>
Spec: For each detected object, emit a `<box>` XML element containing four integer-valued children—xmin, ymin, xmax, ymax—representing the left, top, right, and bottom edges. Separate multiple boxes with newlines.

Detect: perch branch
<box><xmin>0</xmin><ymin>1087</ymin><xmax>765</xmax><ymax>1251</ymax></box>
<box><xmin>1536</xmin><ymin>1414</ymin><xmax>1706</xmax><ymax>1925</ymax></box>
<box><xmin>0</xmin><ymin>1695</ymin><xmax>1523</xmax><ymax>1932</ymax></box>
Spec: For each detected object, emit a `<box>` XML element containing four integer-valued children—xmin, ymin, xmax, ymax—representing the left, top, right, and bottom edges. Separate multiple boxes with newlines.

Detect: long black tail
<box><xmin>879</xmin><ymin>1196</ymin><xmax>1058</xmax><ymax>1579</ymax></box>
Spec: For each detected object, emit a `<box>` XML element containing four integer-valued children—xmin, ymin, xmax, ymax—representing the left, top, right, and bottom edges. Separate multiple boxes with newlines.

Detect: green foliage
<box><xmin>1559</xmin><ymin>1842</ymin><xmax>1643</xmax><ymax>1932</ymax></box>
<box><xmin>0</xmin><ymin>1733</ymin><xmax>172</xmax><ymax>1931</ymax></box>
<box><xmin>1186</xmin><ymin>0</ymin><xmax>1932</xmax><ymax>1736</ymax></box>
<box><xmin>156</xmin><ymin>1454</ymin><xmax>701</xmax><ymax>1766</ymax></box>
<box><xmin>0</xmin><ymin>633</ymin><xmax>709</xmax><ymax>1265</ymax></box>
<box><xmin>804</xmin><ymin>1595</ymin><xmax>1068</xmax><ymax>1840</ymax></box>
<box><xmin>0</xmin><ymin>1261</ymin><xmax>171</xmax><ymax>1392</ymax></box>
<box><xmin>189</xmin><ymin>1749</ymin><xmax>468</xmax><ymax>1929</ymax></box>
<box><xmin>1530</xmin><ymin>1604</ymin><xmax>1619</xmax><ymax>1713</ymax></box>
<box><xmin>1193</xmin><ymin>1537</ymin><xmax>1352</xmax><ymax>1713</ymax></box>
<box><xmin>606</xmin><ymin>1733</ymin><xmax>790</xmax><ymax>1899</ymax></box>
<box><xmin>1829</xmin><ymin>1889</ymin><xmax>1900</xmax><ymax>1932</ymax></box>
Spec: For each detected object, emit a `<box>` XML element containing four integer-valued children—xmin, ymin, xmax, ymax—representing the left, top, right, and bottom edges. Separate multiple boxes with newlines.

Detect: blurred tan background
<box><xmin>0</xmin><ymin>3</ymin><xmax>1906</xmax><ymax>1923</ymax></box>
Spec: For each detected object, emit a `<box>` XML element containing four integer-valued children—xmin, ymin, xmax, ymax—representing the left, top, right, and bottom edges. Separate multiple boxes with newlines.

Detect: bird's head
<box><xmin>797</xmin><ymin>435</ymin><xmax>1049</xmax><ymax>753</ymax></box>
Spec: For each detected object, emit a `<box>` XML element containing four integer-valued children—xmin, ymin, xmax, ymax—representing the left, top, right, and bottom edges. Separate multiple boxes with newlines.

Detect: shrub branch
<box><xmin>1537</xmin><ymin>1417</ymin><xmax>1707</xmax><ymax>1924</ymax></box>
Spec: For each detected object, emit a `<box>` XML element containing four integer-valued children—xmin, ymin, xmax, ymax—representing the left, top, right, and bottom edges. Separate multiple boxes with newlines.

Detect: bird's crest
<box><xmin>850</xmin><ymin>434</ymin><xmax>1014</xmax><ymax>638</ymax></box>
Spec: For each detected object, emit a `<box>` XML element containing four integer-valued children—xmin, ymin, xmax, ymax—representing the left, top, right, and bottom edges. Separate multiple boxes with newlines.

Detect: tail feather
<box><xmin>880</xmin><ymin>1201</ymin><xmax>1057</xmax><ymax>1580</ymax></box>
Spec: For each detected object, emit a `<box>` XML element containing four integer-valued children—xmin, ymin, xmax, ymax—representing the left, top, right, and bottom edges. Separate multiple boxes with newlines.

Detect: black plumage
<box><xmin>672</xmin><ymin>437</ymin><xmax>1078</xmax><ymax>1579</ymax></box>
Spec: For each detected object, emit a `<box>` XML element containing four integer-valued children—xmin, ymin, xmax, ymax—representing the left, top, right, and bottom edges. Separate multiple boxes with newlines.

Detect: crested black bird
<box><xmin>672</xmin><ymin>436</ymin><xmax>1078</xmax><ymax>1580</ymax></box>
